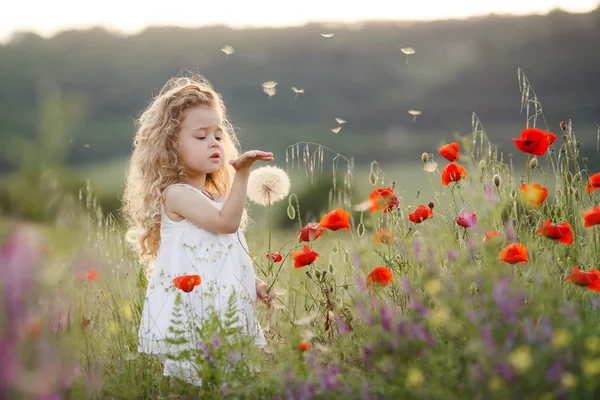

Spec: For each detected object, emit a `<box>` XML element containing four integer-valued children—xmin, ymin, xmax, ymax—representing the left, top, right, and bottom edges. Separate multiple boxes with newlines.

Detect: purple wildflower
<box><xmin>413</xmin><ymin>237</ymin><xmax>424</xmax><ymax>261</ymax></box>
<box><xmin>480</xmin><ymin>324</ymin><xmax>496</xmax><ymax>352</ymax></box>
<box><xmin>335</xmin><ymin>315</ymin><xmax>350</xmax><ymax>337</ymax></box>
<box><xmin>210</xmin><ymin>332</ymin><xmax>222</xmax><ymax>349</ymax></box>
<box><xmin>495</xmin><ymin>363</ymin><xmax>515</xmax><ymax>383</ymax></box>
<box><xmin>446</xmin><ymin>249</ymin><xmax>459</xmax><ymax>262</ymax></box>
<box><xmin>221</xmin><ymin>382</ymin><xmax>229</xmax><ymax>396</ymax></box>
<box><xmin>199</xmin><ymin>343</ymin><xmax>217</xmax><ymax>368</ymax></box>
<box><xmin>351</xmin><ymin>252</ymin><xmax>361</xmax><ymax>269</ymax></box>
<box><xmin>506</xmin><ymin>219</ymin><xmax>516</xmax><ymax>243</ymax></box>
<box><xmin>546</xmin><ymin>359</ymin><xmax>564</xmax><ymax>383</ymax></box>
<box><xmin>380</xmin><ymin>302</ymin><xmax>394</xmax><ymax>332</ymax></box>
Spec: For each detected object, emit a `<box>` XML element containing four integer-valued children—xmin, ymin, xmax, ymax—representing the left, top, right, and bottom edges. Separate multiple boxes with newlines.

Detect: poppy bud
<box><xmin>315</xmin><ymin>271</ymin><xmax>321</xmax><ymax>279</ymax></box>
<box><xmin>561</xmin><ymin>148</ymin><xmax>567</xmax><ymax>155</ymax></box>
<box><xmin>421</xmin><ymin>152</ymin><xmax>428</xmax><ymax>163</ymax></box>
<box><xmin>574</xmin><ymin>173</ymin><xmax>581</xmax><ymax>183</ymax></box>
<box><xmin>560</xmin><ymin>121</ymin><xmax>567</xmax><ymax>131</ymax></box>
<box><xmin>576</xmin><ymin>142</ymin><xmax>581</xmax><ymax>150</ymax></box>
<box><xmin>510</xmin><ymin>188</ymin><xmax>517</xmax><ymax>199</ymax></box>
<box><xmin>322</xmin><ymin>270</ymin><xmax>327</xmax><ymax>279</ymax></box>
<box><xmin>574</xmin><ymin>190</ymin><xmax>580</xmax><ymax>200</ymax></box>
<box><xmin>306</xmin><ymin>271</ymin><xmax>312</xmax><ymax>279</ymax></box>
<box><xmin>529</xmin><ymin>158</ymin><xmax>538</xmax><ymax>169</ymax></box>
<box><xmin>566</xmin><ymin>171</ymin><xmax>573</xmax><ymax>185</ymax></box>
<box><xmin>329</xmin><ymin>264</ymin><xmax>334</xmax><ymax>273</ymax></box>
<box><xmin>493</xmin><ymin>174</ymin><xmax>501</xmax><ymax>188</ymax></box>
<box><xmin>583</xmin><ymin>157</ymin><xmax>588</xmax><ymax>163</ymax></box>
<box><xmin>428</xmin><ymin>202</ymin><xmax>434</xmax><ymax>209</ymax></box>
<box><xmin>479</xmin><ymin>160</ymin><xmax>487</xmax><ymax>171</ymax></box>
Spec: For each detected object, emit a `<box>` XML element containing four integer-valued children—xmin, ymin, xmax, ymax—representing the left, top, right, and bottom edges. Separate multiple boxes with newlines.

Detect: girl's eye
<box><xmin>216</xmin><ymin>137</ymin><xmax>223</xmax><ymax>141</ymax></box>
<box><xmin>196</xmin><ymin>137</ymin><xmax>206</xmax><ymax>140</ymax></box>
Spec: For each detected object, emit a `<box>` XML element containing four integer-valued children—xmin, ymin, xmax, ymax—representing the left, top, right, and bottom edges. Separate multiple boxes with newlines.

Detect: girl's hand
<box><xmin>229</xmin><ymin>150</ymin><xmax>274</xmax><ymax>172</ymax></box>
<box><xmin>256</xmin><ymin>278</ymin><xmax>276</xmax><ymax>305</ymax></box>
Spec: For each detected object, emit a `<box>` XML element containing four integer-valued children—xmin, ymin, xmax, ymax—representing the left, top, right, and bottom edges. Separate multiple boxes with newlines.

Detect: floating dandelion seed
<box><xmin>263</xmin><ymin>88</ymin><xmax>276</xmax><ymax>98</ymax></box>
<box><xmin>319</xmin><ymin>33</ymin><xmax>335</xmax><ymax>39</ymax></box>
<box><xmin>408</xmin><ymin>110</ymin><xmax>422</xmax><ymax>122</ymax></box>
<box><xmin>335</xmin><ymin>117</ymin><xmax>346</xmax><ymax>125</ymax></box>
<box><xmin>247</xmin><ymin>166</ymin><xmax>290</xmax><ymax>206</ymax></box>
<box><xmin>292</xmin><ymin>87</ymin><xmax>305</xmax><ymax>101</ymax></box>
<box><xmin>331</xmin><ymin>126</ymin><xmax>342</xmax><ymax>134</ymax></box>
<box><xmin>401</xmin><ymin>47</ymin><xmax>415</xmax><ymax>64</ymax></box>
<box><xmin>262</xmin><ymin>81</ymin><xmax>278</xmax><ymax>89</ymax></box>
<box><xmin>221</xmin><ymin>45</ymin><xmax>234</xmax><ymax>59</ymax></box>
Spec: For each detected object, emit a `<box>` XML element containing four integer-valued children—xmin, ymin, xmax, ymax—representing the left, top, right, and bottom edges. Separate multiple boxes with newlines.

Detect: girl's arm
<box><xmin>166</xmin><ymin>150</ymin><xmax>273</xmax><ymax>234</ymax></box>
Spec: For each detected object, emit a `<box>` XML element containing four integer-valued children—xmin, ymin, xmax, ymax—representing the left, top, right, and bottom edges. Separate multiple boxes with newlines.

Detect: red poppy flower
<box><xmin>319</xmin><ymin>209</ymin><xmax>351</xmax><ymax>231</ymax></box>
<box><xmin>299</xmin><ymin>342</ymin><xmax>310</xmax><ymax>352</ymax></box>
<box><xmin>485</xmin><ymin>230</ymin><xmax>501</xmax><ymax>241</ymax></box>
<box><xmin>546</xmin><ymin>131</ymin><xmax>557</xmax><ymax>145</ymax></box>
<box><xmin>535</xmin><ymin>219</ymin><xmax>573</xmax><ymax>245</ymax></box>
<box><xmin>408</xmin><ymin>204</ymin><xmax>433</xmax><ymax>224</ymax></box>
<box><xmin>266</xmin><ymin>252</ymin><xmax>283</xmax><ymax>262</ymax></box>
<box><xmin>583</xmin><ymin>205</ymin><xmax>600</xmax><ymax>228</ymax></box>
<box><xmin>441</xmin><ymin>163</ymin><xmax>467</xmax><ymax>186</ymax></box>
<box><xmin>367</xmin><ymin>266</ymin><xmax>393</xmax><ymax>290</ymax></box>
<box><xmin>77</xmin><ymin>269</ymin><xmax>98</xmax><ymax>283</ymax></box>
<box><xmin>498</xmin><ymin>243</ymin><xmax>529</xmax><ymax>265</ymax></box>
<box><xmin>520</xmin><ymin>183</ymin><xmax>548</xmax><ymax>209</ymax></box>
<box><xmin>456</xmin><ymin>211</ymin><xmax>477</xmax><ymax>228</ymax></box>
<box><xmin>512</xmin><ymin>128</ymin><xmax>551</xmax><ymax>156</ymax></box>
<box><xmin>368</xmin><ymin>188</ymin><xmax>399</xmax><ymax>213</ymax></box>
<box><xmin>299</xmin><ymin>223</ymin><xmax>323</xmax><ymax>242</ymax></box>
<box><xmin>438</xmin><ymin>142</ymin><xmax>460</xmax><ymax>162</ymax></box>
<box><xmin>292</xmin><ymin>245</ymin><xmax>319</xmax><ymax>268</ymax></box>
<box><xmin>374</xmin><ymin>228</ymin><xmax>394</xmax><ymax>245</ymax></box>
<box><xmin>173</xmin><ymin>274</ymin><xmax>201</xmax><ymax>293</ymax></box>
<box><xmin>564</xmin><ymin>267</ymin><xmax>600</xmax><ymax>292</ymax></box>
<box><xmin>586</xmin><ymin>172</ymin><xmax>600</xmax><ymax>194</ymax></box>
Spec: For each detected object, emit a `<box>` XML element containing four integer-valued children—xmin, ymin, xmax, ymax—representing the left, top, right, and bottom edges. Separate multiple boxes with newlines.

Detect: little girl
<box><xmin>122</xmin><ymin>73</ymin><xmax>276</xmax><ymax>386</ymax></box>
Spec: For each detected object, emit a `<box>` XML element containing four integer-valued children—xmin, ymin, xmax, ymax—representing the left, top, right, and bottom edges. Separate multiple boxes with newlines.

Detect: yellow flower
<box><xmin>488</xmin><ymin>376</ymin><xmax>503</xmax><ymax>391</ymax></box>
<box><xmin>582</xmin><ymin>358</ymin><xmax>600</xmax><ymax>378</ymax></box>
<box><xmin>428</xmin><ymin>308</ymin><xmax>450</xmax><ymax>328</ymax></box>
<box><xmin>552</xmin><ymin>330</ymin><xmax>572</xmax><ymax>350</ymax></box>
<box><xmin>561</xmin><ymin>372</ymin><xmax>577</xmax><ymax>389</ymax></box>
<box><xmin>509</xmin><ymin>346</ymin><xmax>532</xmax><ymax>373</ymax></box>
<box><xmin>425</xmin><ymin>279</ymin><xmax>442</xmax><ymax>297</ymax></box>
<box><xmin>107</xmin><ymin>321</ymin><xmax>119</xmax><ymax>335</ymax></box>
<box><xmin>585</xmin><ymin>336</ymin><xmax>599</xmax><ymax>354</ymax></box>
<box><xmin>406</xmin><ymin>368</ymin><xmax>424</xmax><ymax>387</ymax></box>
<box><xmin>122</xmin><ymin>301</ymin><xmax>133</xmax><ymax>321</ymax></box>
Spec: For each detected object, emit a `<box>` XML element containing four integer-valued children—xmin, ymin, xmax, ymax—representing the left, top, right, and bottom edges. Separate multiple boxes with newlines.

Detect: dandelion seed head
<box><xmin>262</xmin><ymin>81</ymin><xmax>278</xmax><ymax>89</ymax></box>
<box><xmin>424</xmin><ymin>160</ymin><xmax>438</xmax><ymax>173</ymax></box>
<box><xmin>247</xmin><ymin>166</ymin><xmax>291</xmax><ymax>206</ymax></box>
<box><xmin>221</xmin><ymin>45</ymin><xmax>234</xmax><ymax>56</ymax></box>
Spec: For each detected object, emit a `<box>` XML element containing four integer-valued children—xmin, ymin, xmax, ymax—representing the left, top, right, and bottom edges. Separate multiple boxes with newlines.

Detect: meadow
<box><xmin>1</xmin><ymin>72</ymin><xmax>600</xmax><ymax>400</ymax></box>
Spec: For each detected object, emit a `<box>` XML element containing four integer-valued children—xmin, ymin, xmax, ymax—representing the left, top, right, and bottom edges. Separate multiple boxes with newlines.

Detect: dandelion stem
<box><xmin>267</xmin><ymin>192</ymin><xmax>273</xmax><ymax>276</ymax></box>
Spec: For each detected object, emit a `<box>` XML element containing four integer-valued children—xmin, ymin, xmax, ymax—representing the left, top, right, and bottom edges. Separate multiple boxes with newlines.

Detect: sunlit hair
<box><xmin>122</xmin><ymin>71</ymin><xmax>246</xmax><ymax>265</ymax></box>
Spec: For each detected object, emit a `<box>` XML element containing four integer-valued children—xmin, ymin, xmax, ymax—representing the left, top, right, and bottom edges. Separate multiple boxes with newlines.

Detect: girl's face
<box><xmin>177</xmin><ymin>105</ymin><xmax>225</xmax><ymax>176</ymax></box>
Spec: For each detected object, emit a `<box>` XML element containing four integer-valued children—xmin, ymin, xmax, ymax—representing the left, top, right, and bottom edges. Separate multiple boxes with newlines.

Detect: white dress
<box><xmin>137</xmin><ymin>183</ymin><xmax>266</xmax><ymax>386</ymax></box>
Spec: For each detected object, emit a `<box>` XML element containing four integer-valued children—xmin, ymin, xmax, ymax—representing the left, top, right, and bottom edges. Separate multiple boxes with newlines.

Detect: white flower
<box><xmin>247</xmin><ymin>166</ymin><xmax>290</xmax><ymax>206</ymax></box>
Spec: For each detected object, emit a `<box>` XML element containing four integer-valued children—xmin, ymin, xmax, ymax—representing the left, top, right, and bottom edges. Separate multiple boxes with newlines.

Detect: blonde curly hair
<box><xmin>121</xmin><ymin>72</ymin><xmax>244</xmax><ymax>265</ymax></box>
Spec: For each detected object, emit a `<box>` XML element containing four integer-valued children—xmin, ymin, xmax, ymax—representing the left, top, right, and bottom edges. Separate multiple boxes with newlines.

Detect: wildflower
<box><xmin>520</xmin><ymin>183</ymin><xmax>548</xmax><ymax>208</ymax></box>
<box><xmin>535</xmin><ymin>220</ymin><xmax>573</xmax><ymax>245</ymax></box>
<box><xmin>408</xmin><ymin>204</ymin><xmax>433</xmax><ymax>223</ymax></box>
<box><xmin>425</xmin><ymin>279</ymin><xmax>442</xmax><ymax>297</ymax></box>
<box><xmin>366</xmin><ymin>266</ymin><xmax>393</xmax><ymax>290</ymax></box>
<box><xmin>299</xmin><ymin>342</ymin><xmax>310</xmax><ymax>352</ymax></box>
<box><xmin>586</xmin><ymin>336</ymin><xmax>600</xmax><ymax>353</ymax></box>
<box><xmin>512</xmin><ymin>128</ymin><xmax>553</xmax><ymax>156</ymax></box>
<box><xmin>560</xmin><ymin>121</ymin><xmax>567</xmax><ymax>131</ymax></box>
<box><xmin>560</xmin><ymin>372</ymin><xmax>577</xmax><ymax>389</ymax></box>
<box><xmin>438</xmin><ymin>142</ymin><xmax>460</xmax><ymax>162</ymax></box>
<box><xmin>582</xmin><ymin>359</ymin><xmax>600</xmax><ymax>378</ymax></box>
<box><xmin>508</xmin><ymin>346</ymin><xmax>532</xmax><ymax>373</ymax></box>
<box><xmin>374</xmin><ymin>228</ymin><xmax>394</xmax><ymax>245</ymax></box>
<box><xmin>498</xmin><ymin>243</ymin><xmax>529</xmax><ymax>264</ymax></box>
<box><xmin>292</xmin><ymin>245</ymin><xmax>319</xmax><ymax>268</ymax></box>
<box><xmin>319</xmin><ymin>209</ymin><xmax>351</xmax><ymax>231</ymax></box>
<box><xmin>76</xmin><ymin>268</ymin><xmax>98</xmax><ymax>283</ymax></box>
<box><xmin>247</xmin><ymin>166</ymin><xmax>290</xmax><ymax>206</ymax></box>
<box><xmin>529</xmin><ymin>157</ymin><xmax>538</xmax><ymax>169</ymax></box>
<box><xmin>122</xmin><ymin>301</ymin><xmax>133</xmax><ymax>320</ymax></box>
<box><xmin>428</xmin><ymin>307</ymin><xmax>450</xmax><ymax>328</ymax></box>
<box><xmin>299</xmin><ymin>223</ymin><xmax>323</xmax><ymax>242</ymax></box>
<box><xmin>586</xmin><ymin>172</ymin><xmax>600</xmax><ymax>193</ymax></box>
<box><xmin>563</xmin><ymin>267</ymin><xmax>600</xmax><ymax>291</ymax></box>
<box><xmin>424</xmin><ymin>160</ymin><xmax>438</xmax><ymax>172</ymax></box>
<box><xmin>173</xmin><ymin>274</ymin><xmax>201</xmax><ymax>292</ymax></box>
<box><xmin>266</xmin><ymin>252</ymin><xmax>283</xmax><ymax>262</ymax></box>
<box><xmin>441</xmin><ymin>163</ymin><xmax>467</xmax><ymax>186</ymax></box>
<box><xmin>368</xmin><ymin>188</ymin><xmax>399</xmax><ymax>213</ymax></box>
<box><xmin>485</xmin><ymin>230</ymin><xmax>501</xmax><ymax>241</ymax></box>
<box><xmin>552</xmin><ymin>330</ymin><xmax>572</xmax><ymax>349</ymax></box>
<box><xmin>456</xmin><ymin>210</ymin><xmax>477</xmax><ymax>228</ymax></box>
<box><xmin>405</xmin><ymin>368</ymin><xmax>424</xmax><ymax>387</ymax></box>
<box><xmin>488</xmin><ymin>376</ymin><xmax>503</xmax><ymax>391</ymax></box>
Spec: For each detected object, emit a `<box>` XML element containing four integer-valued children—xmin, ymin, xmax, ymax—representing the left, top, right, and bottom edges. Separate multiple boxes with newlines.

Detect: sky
<box><xmin>2</xmin><ymin>0</ymin><xmax>598</xmax><ymax>43</ymax></box>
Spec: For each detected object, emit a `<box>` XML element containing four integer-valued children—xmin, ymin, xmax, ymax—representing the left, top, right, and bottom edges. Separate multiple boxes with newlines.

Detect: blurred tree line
<box><xmin>1</xmin><ymin>8</ymin><xmax>599</xmax><ymax>224</ymax></box>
